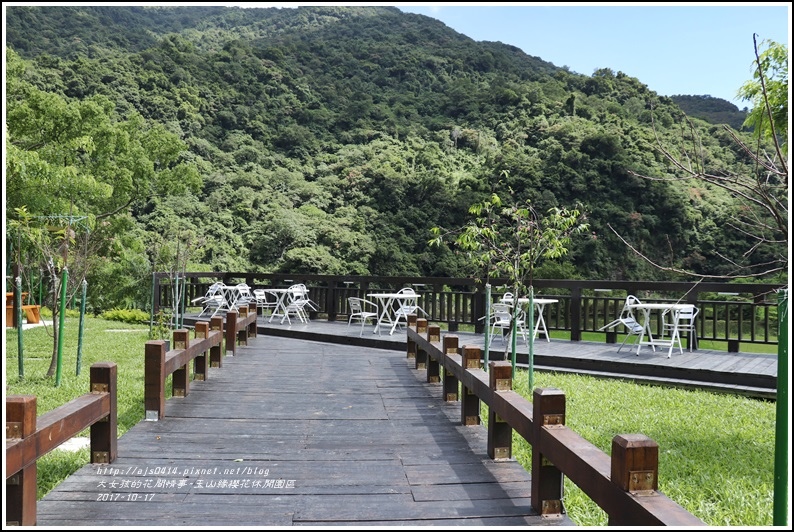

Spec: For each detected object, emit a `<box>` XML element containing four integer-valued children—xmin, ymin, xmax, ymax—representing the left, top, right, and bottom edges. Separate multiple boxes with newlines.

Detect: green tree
<box><xmin>737</xmin><ymin>37</ymin><xmax>788</xmax><ymax>153</ymax></box>
<box><xmin>430</xmin><ymin>175</ymin><xmax>589</xmax><ymax>388</ymax></box>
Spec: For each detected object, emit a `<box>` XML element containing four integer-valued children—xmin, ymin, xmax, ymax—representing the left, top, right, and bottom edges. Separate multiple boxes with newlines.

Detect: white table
<box><xmin>367</xmin><ymin>293</ymin><xmax>420</xmax><ymax>335</ymax></box>
<box><xmin>628</xmin><ymin>303</ymin><xmax>695</xmax><ymax>356</ymax></box>
<box><xmin>516</xmin><ymin>298</ymin><xmax>559</xmax><ymax>342</ymax></box>
<box><xmin>261</xmin><ymin>288</ymin><xmax>291</xmax><ymax>323</ymax></box>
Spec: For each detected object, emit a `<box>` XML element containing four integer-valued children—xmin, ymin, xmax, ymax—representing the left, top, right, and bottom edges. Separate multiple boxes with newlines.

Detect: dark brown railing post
<box><xmin>194</xmin><ymin>322</ymin><xmax>209</xmax><ymax>381</ymax></box>
<box><xmin>487</xmin><ymin>361</ymin><xmax>512</xmax><ymax>460</ymax></box>
<box><xmin>247</xmin><ymin>302</ymin><xmax>257</xmax><ymax>338</ymax></box>
<box><xmin>531</xmin><ymin>387</ymin><xmax>565</xmax><ymax>517</ymax></box>
<box><xmin>426</xmin><ymin>324</ymin><xmax>441</xmax><ymax>383</ymax></box>
<box><xmin>144</xmin><ymin>340</ymin><xmax>167</xmax><ymax>421</ymax></box>
<box><xmin>171</xmin><ymin>330</ymin><xmax>190</xmax><ymax>398</ymax></box>
<box><xmin>210</xmin><ymin>316</ymin><xmax>223</xmax><ymax>368</ymax></box>
<box><xmin>570</xmin><ymin>286</ymin><xmax>582</xmax><ymax>341</ymax></box>
<box><xmin>609</xmin><ymin>434</ymin><xmax>659</xmax><ymax>526</ymax></box>
<box><xmin>89</xmin><ymin>362</ymin><xmax>117</xmax><ymax>464</ymax></box>
<box><xmin>237</xmin><ymin>306</ymin><xmax>249</xmax><ymax>346</ymax></box>
<box><xmin>6</xmin><ymin>395</ymin><xmax>37</xmax><ymax>526</ymax></box>
<box><xmin>442</xmin><ymin>335</ymin><xmax>459</xmax><ymax>402</ymax></box>
<box><xmin>407</xmin><ymin>314</ymin><xmax>418</xmax><ymax>360</ymax></box>
<box><xmin>415</xmin><ymin>318</ymin><xmax>428</xmax><ymax>370</ymax></box>
<box><xmin>225</xmin><ymin>310</ymin><xmax>238</xmax><ymax>356</ymax></box>
<box><xmin>460</xmin><ymin>346</ymin><xmax>481</xmax><ymax>426</ymax></box>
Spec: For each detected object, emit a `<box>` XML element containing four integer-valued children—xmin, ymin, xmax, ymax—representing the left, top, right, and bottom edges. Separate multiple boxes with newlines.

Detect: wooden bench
<box><xmin>5</xmin><ymin>305</ymin><xmax>41</xmax><ymax>326</ymax></box>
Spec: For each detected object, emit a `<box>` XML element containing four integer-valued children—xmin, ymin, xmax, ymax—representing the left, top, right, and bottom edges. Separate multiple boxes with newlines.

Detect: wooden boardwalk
<box><xmin>34</xmin><ymin>316</ymin><xmax>777</xmax><ymax>526</ymax></box>
<box><xmin>36</xmin><ymin>333</ymin><xmax>575</xmax><ymax>527</ymax></box>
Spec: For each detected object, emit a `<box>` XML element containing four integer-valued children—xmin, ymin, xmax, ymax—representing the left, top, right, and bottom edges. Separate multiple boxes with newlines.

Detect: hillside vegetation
<box><xmin>5</xmin><ymin>5</ymin><xmax>781</xmax><ymax>313</ymax></box>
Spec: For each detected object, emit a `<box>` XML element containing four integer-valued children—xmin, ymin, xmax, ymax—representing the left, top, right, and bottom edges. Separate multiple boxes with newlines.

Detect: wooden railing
<box><xmin>407</xmin><ymin>317</ymin><xmax>706</xmax><ymax>526</ymax></box>
<box><xmin>155</xmin><ymin>273</ymin><xmax>783</xmax><ymax>352</ymax></box>
<box><xmin>144</xmin><ymin>303</ymin><xmax>257</xmax><ymax>421</ymax></box>
<box><xmin>6</xmin><ymin>363</ymin><xmax>118</xmax><ymax>526</ymax></box>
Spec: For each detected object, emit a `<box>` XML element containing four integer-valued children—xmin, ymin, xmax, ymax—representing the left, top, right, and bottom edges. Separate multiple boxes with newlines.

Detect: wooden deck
<box><xmin>36</xmin><ymin>331</ymin><xmax>576</xmax><ymax>527</ymax></box>
<box><xmin>34</xmin><ymin>315</ymin><xmax>777</xmax><ymax>526</ymax></box>
<box><xmin>251</xmin><ymin>317</ymin><xmax>778</xmax><ymax>400</ymax></box>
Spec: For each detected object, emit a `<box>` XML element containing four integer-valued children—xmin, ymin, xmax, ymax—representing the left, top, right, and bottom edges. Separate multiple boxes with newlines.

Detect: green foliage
<box><xmin>99</xmin><ymin>307</ymin><xmax>150</xmax><ymax>324</ymax></box>
<box><xmin>737</xmin><ymin>38</ymin><xmax>788</xmax><ymax>152</ymax></box>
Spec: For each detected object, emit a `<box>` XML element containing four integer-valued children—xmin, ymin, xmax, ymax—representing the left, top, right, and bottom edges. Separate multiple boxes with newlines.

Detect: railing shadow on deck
<box><xmin>407</xmin><ymin>315</ymin><xmax>707</xmax><ymax>527</ymax></box>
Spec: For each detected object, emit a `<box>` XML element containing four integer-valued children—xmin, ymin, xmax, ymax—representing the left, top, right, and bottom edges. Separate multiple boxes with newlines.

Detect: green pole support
<box><xmin>76</xmin><ymin>279</ymin><xmax>87</xmax><ymax>376</ymax></box>
<box><xmin>527</xmin><ymin>286</ymin><xmax>535</xmax><ymax>393</ymax></box>
<box><xmin>55</xmin><ymin>267</ymin><xmax>68</xmax><ymax>387</ymax></box>
<box><xmin>15</xmin><ymin>276</ymin><xmax>23</xmax><ymax>378</ymax></box>
<box><xmin>510</xmin><ymin>294</ymin><xmax>517</xmax><ymax>379</ymax></box>
<box><xmin>483</xmin><ymin>284</ymin><xmax>491</xmax><ymax>370</ymax></box>
<box><xmin>179</xmin><ymin>275</ymin><xmax>187</xmax><ymax>329</ymax></box>
<box><xmin>773</xmin><ymin>288</ymin><xmax>788</xmax><ymax>526</ymax></box>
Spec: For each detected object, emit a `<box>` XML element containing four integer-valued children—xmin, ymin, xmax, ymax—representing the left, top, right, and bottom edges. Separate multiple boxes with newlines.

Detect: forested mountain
<box><xmin>669</xmin><ymin>94</ymin><xmax>748</xmax><ymax>130</ymax></box>
<box><xmin>5</xmin><ymin>5</ymin><xmax>782</xmax><ymax>312</ymax></box>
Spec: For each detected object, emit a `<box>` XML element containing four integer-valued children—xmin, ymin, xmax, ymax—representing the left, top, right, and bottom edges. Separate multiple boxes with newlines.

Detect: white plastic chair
<box><xmin>193</xmin><ymin>282</ymin><xmax>225</xmax><ymax>318</ymax></box>
<box><xmin>599</xmin><ymin>295</ymin><xmax>645</xmax><ymax>352</ymax></box>
<box><xmin>233</xmin><ymin>283</ymin><xmax>255</xmax><ymax>310</ymax></box>
<box><xmin>281</xmin><ymin>284</ymin><xmax>313</xmax><ymax>324</ymax></box>
<box><xmin>347</xmin><ymin>297</ymin><xmax>379</xmax><ymax>336</ymax></box>
<box><xmin>390</xmin><ymin>287</ymin><xmax>428</xmax><ymax>335</ymax></box>
<box><xmin>253</xmin><ymin>288</ymin><xmax>278</xmax><ymax>317</ymax></box>
<box><xmin>489</xmin><ymin>302</ymin><xmax>528</xmax><ymax>345</ymax></box>
<box><xmin>662</xmin><ymin>305</ymin><xmax>699</xmax><ymax>357</ymax></box>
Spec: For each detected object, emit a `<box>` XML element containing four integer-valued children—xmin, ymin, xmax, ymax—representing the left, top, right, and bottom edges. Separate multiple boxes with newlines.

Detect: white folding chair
<box><xmin>599</xmin><ymin>295</ymin><xmax>645</xmax><ymax>353</ymax></box>
<box><xmin>193</xmin><ymin>282</ymin><xmax>225</xmax><ymax>318</ymax></box>
<box><xmin>662</xmin><ymin>305</ymin><xmax>699</xmax><ymax>357</ymax></box>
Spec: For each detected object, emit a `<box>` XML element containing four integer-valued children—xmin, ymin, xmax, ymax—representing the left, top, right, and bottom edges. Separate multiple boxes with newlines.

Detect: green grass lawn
<box><xmin>5</xmin><ymin>314</ymin><xmax>782</xmax><ymax>526</ymax></box>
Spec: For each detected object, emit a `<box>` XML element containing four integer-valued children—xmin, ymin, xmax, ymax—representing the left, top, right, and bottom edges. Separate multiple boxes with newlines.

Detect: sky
<box><xmin>394</xmin><ymin>3</ymin><xmax>790</xmax><ymax>109</ymax></box>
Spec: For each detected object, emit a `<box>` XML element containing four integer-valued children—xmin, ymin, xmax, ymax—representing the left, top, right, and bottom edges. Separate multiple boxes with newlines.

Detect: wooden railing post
<box><xmin>144</xmin><ymin>340</ymin><xmax>167</xmax><ymax>421</ymax></box>
<box><xmin>248</xmin><ymin>302</ymin><xmax>257</xmax><ymax>338</ymax></box>
<box><xmin>172</xmin><ymin>330</ymin><xmax>190</xmax><ymax>398</ymax></box>
<box><xmin>415</xmin><ymin>318</ymin><xmax>428</xmax><ymax>370</ymax></box>
<box><xmin>460</xmin><ymin>346</ymin><xmax>481</xmax><ymax>426</ymax></box>
<box><xmin>89</xmin><ymin>362</ymin><xmax>117</xmax><ymax>464</ymax></box>
<box><xmin>237</xmin><ymin>306</ymin><xmax>249</xmax><ymax>346</ymax></box>
<box><xmin>609</xmin><ymin>434</ymin><xmax>659</xmax><ymax>526</ymax></box>
<box><xmin>225</xmin><ymin>310</ymin><xmax>238</xmax><ymax>356</ymax></box>
<box><xmin>570</xmin><ymin>286</ymin><xmax>582</xmax><ymax>341</ymax></box>
<box><xmin>442</xmin><ymin>335</ymin><xmax>459</xmax><ymax>402</ymax></box>
<box><xmin>531</xmin><ymin>387</ymin><xmax>565</xmax><ymax>517</ymax></box>
<box><xmin>426</xmin><ymin>325</ymin><xmax>441</xmax><ymax>383</ymax></box>
<box><xmin>6</xmin><ymin>395</ymin><xmax>37</xmax><ymax>526</ymax></box>
<box><xmin>407</xmin><ymin>315</ymin><xmax>418</xmax><ymax>360</ymax></box>
<box><xmin>194</xmin><ymin>322</ymin><xmax>209</xmax><ymax>381</ymax></box>
<box><xmin>487</xmin><ymin>361</ymin><xmax>512</xmax><ymax>460</ymax></box>
<box><xmin>210</xmin><ymin>316</ymin><xmax>223</xmax><ymax>368</ymax></box>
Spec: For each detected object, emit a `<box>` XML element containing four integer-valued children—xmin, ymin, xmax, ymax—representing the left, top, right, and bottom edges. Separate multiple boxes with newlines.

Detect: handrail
<box><xmin>6</xmin><ymin>363</ymin><xmax>118</xmax><ymax>526</ymax></box>
<box><xmin>406</xmin><ymin>318</ymin><xmax>706</xmax><ymax>526</ymax></box>
<box><xmin>144</xmin><ymin>303</ymin><xmax>257</xmax><ymax>421</ymax></box>
<box><xmin>155</xmin><ymin>273</ymin><xmax>783</xmax><ymax>351</ymax></box>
